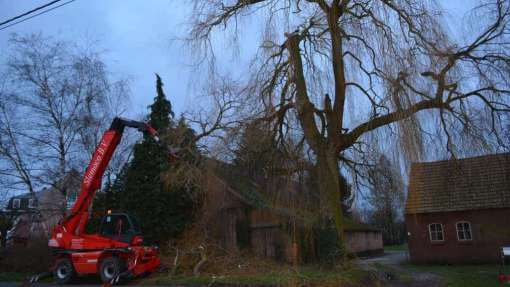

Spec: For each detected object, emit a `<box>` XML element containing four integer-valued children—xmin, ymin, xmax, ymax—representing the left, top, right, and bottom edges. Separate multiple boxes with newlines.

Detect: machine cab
<box><xmin>99</xmin><ymin>213</ymin><xmax>142</xmax><ymax>244</ymax></box>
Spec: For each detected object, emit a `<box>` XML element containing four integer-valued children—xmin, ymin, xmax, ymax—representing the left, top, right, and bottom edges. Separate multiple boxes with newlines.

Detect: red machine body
<box><xmin>48</xmin><ymin>117</ymin><xmax>175</xmax><ymax>284</ymax></box>
<box><xmin>499</xmin><ymin>247</ymin><xmax>510</xmax><ymax>284</ymax></box>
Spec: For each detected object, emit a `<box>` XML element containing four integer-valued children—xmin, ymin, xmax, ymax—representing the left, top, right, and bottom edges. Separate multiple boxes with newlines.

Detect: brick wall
<box><xmin>406</xmin><ymin>208</ymin><xmax>510</xmax><ymax>263</ymax></box>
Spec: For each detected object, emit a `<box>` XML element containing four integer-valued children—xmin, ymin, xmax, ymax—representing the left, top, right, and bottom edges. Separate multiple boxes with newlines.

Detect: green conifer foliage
<box><xmin>149</xmin><ymin>74</ymin><xmax>174</xmax><ymax>131</ymax></box>
<box><xmin>94</xmin><ymin>74</ymin><xmax>197</xmax><ymax>244</ymax></box>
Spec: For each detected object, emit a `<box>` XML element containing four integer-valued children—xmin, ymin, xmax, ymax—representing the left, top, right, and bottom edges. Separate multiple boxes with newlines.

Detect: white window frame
<box><xmin>12</xmin><ymin>198</ymin><xmax>21</xmax><ymax>209</ymax></box>
<box><xmin>428</xmin><ymin>223</ymin><xmax>445</xmax><ymax>242</ymax></box>
<box><xmin>456</xmin><ymin>221</ymin><xmax>473</xmax><ymax>241</ymax></box>
<box><xmin>28</xmin><ymin>198</ymin><xmax>36</xmax><ymax>209</ymax></box>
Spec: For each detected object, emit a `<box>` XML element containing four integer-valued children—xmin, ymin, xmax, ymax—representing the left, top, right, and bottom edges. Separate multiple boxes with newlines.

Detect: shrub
<box><xmin>0</xmin><ymin>238</ymin><xmax>52</xmax><ymax>273</ymax></box>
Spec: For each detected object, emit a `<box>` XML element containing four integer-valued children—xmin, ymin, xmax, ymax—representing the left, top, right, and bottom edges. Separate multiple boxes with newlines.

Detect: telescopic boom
<box><xmin>58</xmin><ymin>117</ymin><xmax>177</xmax><ymax>238</ymax></box>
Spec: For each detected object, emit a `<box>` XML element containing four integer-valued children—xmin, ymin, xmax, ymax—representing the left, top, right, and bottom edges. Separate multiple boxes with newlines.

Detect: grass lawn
<box><xmin>0</xmin><ymin>269</ymin><xmax>370</xmax><ymax>286</ymax></box>
<box><xmin>143</xmin><ymin>266</ymin><xmax>370</xmax><ymax>286</ymax></box>
<box><xmin>0</xmin><ymin>272</ymin><xmax>30</xmax><ymax>282</ymax></box>
<box><xmin>402</xmin><ymin>264</ymin><xmax>502</xmax><ymax>287</ymax></box>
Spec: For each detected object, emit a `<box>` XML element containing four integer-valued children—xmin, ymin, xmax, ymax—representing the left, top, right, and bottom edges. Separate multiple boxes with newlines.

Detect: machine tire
<box><xmin>99</xmin><ymin>256</ymin><xmax>125</xmax><ymax>284</ymax></box>
<box><xmin>53</xmin><ymin>257</ymin><xmax>75</xmax><ymax>285</ymax></box>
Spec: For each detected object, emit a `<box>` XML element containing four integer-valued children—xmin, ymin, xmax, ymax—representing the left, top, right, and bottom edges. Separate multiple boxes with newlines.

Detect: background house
<box><xmin>4</xmin><ymin>170</ymin><xmax>81</xmax><ymax>245</ymax></box>
<box><xmin>202</xmin><ymin>160</ymin><xmax>383</xmax><ymax>263</ymax></box>
<box><xmin>405</xmin><ymin>153</ymin><xmax>510</xmax><ymax>263</ymax></box>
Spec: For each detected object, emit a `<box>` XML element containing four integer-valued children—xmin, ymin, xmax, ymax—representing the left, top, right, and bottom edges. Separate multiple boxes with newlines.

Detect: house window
<box><xmin>428</xmin><ymin>223</ymin><xmax>444</xmax><ymax>242</ymax></box>
<box><xmin>456</xmin><ymin>221</ymin><xmax>472</xmax><ymax>241</ymax></box>
<box><xmin>12</xmin><ymin>198</ymin><xmax>21</xmax><ymax>209</ymax></box>
<box><xmin>66</xmin><ymin>193</ymin><xmax>77</xmax><ymax>209</ymax></box>
<box><xmin>28</xmin><ymin>198</ymin><xmax>36</xmax><ymax>209</ymax></box>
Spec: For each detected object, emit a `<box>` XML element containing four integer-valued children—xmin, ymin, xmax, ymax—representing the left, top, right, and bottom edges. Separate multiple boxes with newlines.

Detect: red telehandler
<box><xmin>42</xmin><ymin>117</ymin><xmax>177</xmax><ymax>284</ymax></box>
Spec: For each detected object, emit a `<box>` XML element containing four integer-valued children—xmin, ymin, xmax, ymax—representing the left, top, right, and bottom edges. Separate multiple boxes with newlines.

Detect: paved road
<box><xmin>357</xmin><ymin>251</ymin><xmax>442</xmax><ymax>287</ymax></box>
<box><xmin>359</xmin><ymin>250</ymin><xmax>410</xmax><ymax>265</ymax></box>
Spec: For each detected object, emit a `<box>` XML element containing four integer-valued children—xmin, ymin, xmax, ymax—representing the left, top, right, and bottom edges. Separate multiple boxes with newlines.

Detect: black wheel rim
<box><xmin>103</xmin><ymin>262</ymin><xmax>116</xmax><ymax>279</ymax></box>
<box><xmin>56</xmin><ymin>264</ymin><xmax>69</xmax><ymax>279</ymax></box>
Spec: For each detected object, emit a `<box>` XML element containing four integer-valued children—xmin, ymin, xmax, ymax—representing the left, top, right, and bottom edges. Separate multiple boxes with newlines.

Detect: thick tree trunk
<box><xmin>285</xmin><ymin>32</ymin><xmax>347</xmax><ymax>256</ymax></box>
<box><xmin>316</xmin><ymin>148</ymin><xmax>346</xmax><ymax>255</ymax></box>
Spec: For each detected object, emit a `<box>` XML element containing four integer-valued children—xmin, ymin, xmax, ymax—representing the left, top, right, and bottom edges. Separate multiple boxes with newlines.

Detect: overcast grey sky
<box><xmin>0</xmin><ymin>0</ymin><xmax>475</xmax><ymax>118</ymax></box>
<box><xmin>0</xmin><ymin>0</ymin><xmax>196</xmax><ymax>117</ymax></box>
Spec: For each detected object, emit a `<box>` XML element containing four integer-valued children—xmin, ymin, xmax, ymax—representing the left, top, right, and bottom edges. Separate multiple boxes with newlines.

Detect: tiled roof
<box><xmin>405</xmin><ymin>153</ymin><xmax>510</xmax><ymax>214</ymax></box>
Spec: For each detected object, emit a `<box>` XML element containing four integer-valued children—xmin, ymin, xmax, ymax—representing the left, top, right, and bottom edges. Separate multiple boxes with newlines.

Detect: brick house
<box><xmin>4</xmin><ymin>170</ymin><xmax>81</xmax><ymax>245</ymax></box>
<box><xmin>405</xmin><ymin>153</ymin><xmax>510</xmax><ymax>263</ymax></box>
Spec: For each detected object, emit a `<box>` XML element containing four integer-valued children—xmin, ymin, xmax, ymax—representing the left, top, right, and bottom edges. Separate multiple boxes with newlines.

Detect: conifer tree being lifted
<box><xmin>45</xmin><ymin>76</ymin><xmax>185</xmax><ymax>284</ymax></box>
<box><xmin>118</xmin><ymin>74</ymin><xmax>196</xmax><ymax>244</ymax></box>
<box><xmin>31</xmin><ymin>74</ymin><xmax>215</xmax><ymax>285</ymax></box>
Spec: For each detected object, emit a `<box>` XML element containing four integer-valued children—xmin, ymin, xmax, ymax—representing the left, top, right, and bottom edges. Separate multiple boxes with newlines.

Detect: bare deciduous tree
<box><xmin>0</xmin><ymin>33</ymin><xmax>132</xmax><ymax>207</ymax></box>
<box><xmin>187</xmin><ymin>0</ymin><xmax>510</xmax><ymax>246</ymax></box>
<box><xmin>185</xmin><ymin>76</ymin><xmax>246</xmax><ymax>146</ymax></box>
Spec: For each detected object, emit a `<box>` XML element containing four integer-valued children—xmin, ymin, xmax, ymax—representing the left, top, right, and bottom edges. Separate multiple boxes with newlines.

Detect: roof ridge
<box><xmin>411</xmin><ymin>152</ymin><xmax>510</xmax><ymax>167</ymax></box>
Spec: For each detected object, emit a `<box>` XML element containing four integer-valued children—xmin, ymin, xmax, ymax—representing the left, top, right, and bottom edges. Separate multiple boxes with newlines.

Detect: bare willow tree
<box><xmin>0</xmin><ymin>33</ymin><xmax>131</xmax><ymax>206</ymax></box>
<box><xmin>187</xmin><ymin>0</ymin><xmax>510</xmax><ymax>245</ymax></box>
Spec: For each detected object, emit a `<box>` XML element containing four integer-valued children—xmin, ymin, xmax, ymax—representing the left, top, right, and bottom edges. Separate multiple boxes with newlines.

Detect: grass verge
<box><xmin>0</xmin><ymin>272</ymin><xmax>30</xmax><ymax>282</ymax></box>
<box><xmin>402</xmin><ymin>264</ymin><xmax>501</xmax><ymax>287</ymax></box>
<box><xmin>143</xmin><ymin>266</ymin><xmax>370</xmax><ymax>286</ymax></box>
